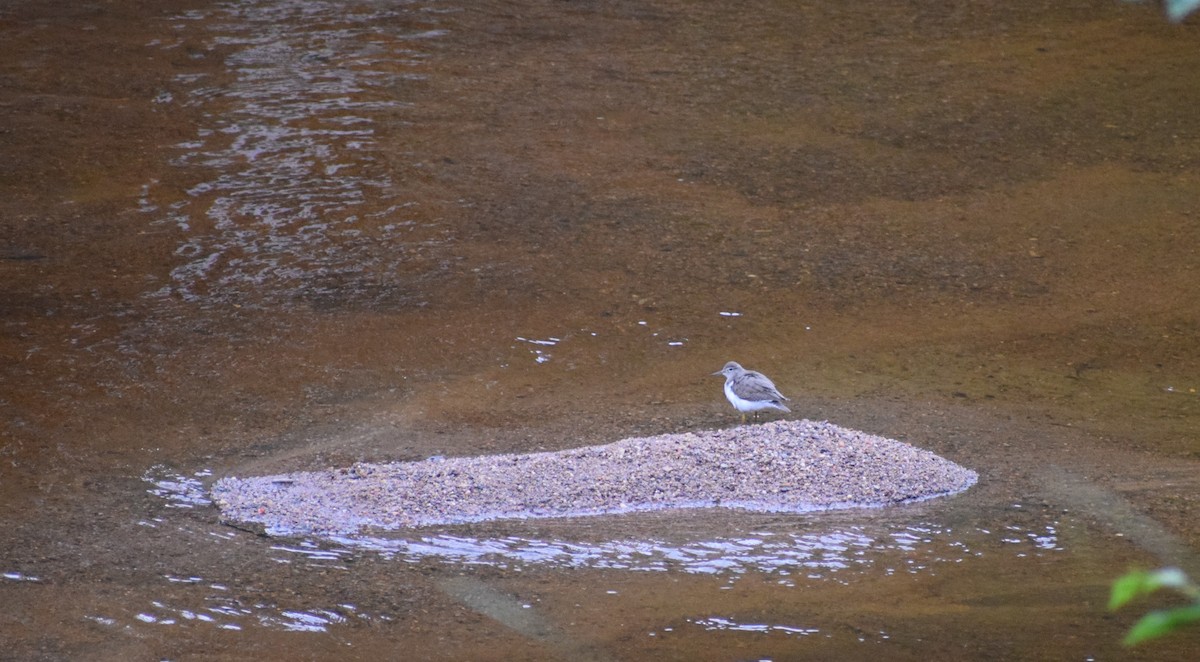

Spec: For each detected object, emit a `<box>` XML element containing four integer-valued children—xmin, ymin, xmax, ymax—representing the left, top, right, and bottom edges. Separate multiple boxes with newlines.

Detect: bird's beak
<box><xmin>711</xmin><ymin>370</ymin><xmax>723</xmax><ymax>376</ymax></box>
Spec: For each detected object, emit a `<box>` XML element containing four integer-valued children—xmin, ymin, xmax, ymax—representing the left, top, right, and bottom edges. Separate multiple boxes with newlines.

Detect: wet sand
<box><xmin>213</xmin><ymin>420</ymin><xmax>977</xmax><ymax>533</ymax></box>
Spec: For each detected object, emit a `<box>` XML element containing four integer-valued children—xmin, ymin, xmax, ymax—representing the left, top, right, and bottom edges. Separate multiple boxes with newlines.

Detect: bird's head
<box><xmin>712</xmin><ymin>361</ymin><xmax>743</xmax><ymax>377</ymax></box>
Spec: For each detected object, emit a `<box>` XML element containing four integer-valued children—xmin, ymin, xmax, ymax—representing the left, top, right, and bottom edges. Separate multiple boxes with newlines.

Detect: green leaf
<box><xmin>1110</xmin><ymin>570</ymin><xmax>1151</xmax><ymax>610</ymax></box>
<box><xmin>1123</xmin><ymin>604</ymin><xmax>1200</xmax><ymax>646</ymax></box>
<box><xmin>1110</xmin><ymin>568</ymin><xmax>1192</xmax><ymax>610</ymax></box>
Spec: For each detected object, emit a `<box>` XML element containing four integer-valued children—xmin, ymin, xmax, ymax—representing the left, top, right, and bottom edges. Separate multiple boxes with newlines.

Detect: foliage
<box><xmin>1109</xmin><ymin>567</ymin><xmax>1200</xmax><ymax>646</ymax></box>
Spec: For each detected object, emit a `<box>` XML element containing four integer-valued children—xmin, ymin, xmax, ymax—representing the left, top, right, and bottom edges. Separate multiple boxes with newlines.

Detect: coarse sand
<box><xmin>211</xmin><ymin>420</ymin><xmax>978</xmax><ymax>536</ymax></box>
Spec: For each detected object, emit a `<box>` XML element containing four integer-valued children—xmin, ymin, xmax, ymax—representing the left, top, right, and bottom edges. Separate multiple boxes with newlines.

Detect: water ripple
<box><xmin>145</xmin><ymin>0</ymin><xmax>447</xmax><ymax>308</ymax></box>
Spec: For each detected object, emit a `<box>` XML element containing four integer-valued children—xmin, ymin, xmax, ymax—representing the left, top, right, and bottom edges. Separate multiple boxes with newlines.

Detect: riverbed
<box><xmin>2</xmin><ymin>0</ymin><xmax>1198</xmax><ymax>659</ymax></box>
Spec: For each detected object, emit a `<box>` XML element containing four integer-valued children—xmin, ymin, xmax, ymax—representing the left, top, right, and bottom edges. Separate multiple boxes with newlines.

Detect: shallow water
<box><xmin>3</xmin><ymin>0</ymin><xmax>1200</xmax><ymax>659</ymax></box>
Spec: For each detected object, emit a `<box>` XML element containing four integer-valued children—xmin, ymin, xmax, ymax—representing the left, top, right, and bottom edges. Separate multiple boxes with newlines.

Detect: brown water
<box><xmin>2</xmin><ymin>0</ymin><xmax>1199</xmax><ymax>659</ymax></box>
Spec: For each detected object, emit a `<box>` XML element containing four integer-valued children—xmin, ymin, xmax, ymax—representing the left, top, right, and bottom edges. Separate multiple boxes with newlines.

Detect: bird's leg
<box><xmin>740</xmin><ymin>412</ymin><xmax>747</xmax><ymax>425</ymax></box>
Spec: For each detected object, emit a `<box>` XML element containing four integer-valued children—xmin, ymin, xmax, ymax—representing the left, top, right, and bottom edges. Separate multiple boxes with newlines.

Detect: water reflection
<box><xmin>144</xmin><ymin>464</ymin><xmax>213</xmax><ymax>509</ymax></box>
<box><xmin>2</xmin><ymin>571</ymin><xmax>43</xmax><ymax>582</ymax></box>
<box><xmin>319</xmin><ymin>524</ymin><xmax>1009</xmax><ymax>584</ymax></box>
<box><xmin>147</xmin><ymin>466</ymin><xmax>1059</xmax><ymax>583</ymax></box>
<box><xmin>135</xmin><ymin>465</ymin><xmax>1069</xmax><ymax>636</ymax></box>
<box><xmin>91</xmin><ymin>590</ymin><xmax>376</xmax><ymax>634</ymax></box>
<box><xmin>146</xmin><ymin>0</ymin><xmax>447</xmax><ymax>308</ymax></box>
<box><xmin>687</xmin><ymin>616</ymin><xmax>820</xmax><ymax>637</ymax></box>
<box><xmin>512</xmin><ymin>318</ymin><xmax>690</xmax><ymax>365</ymax></box>
<box><xmin>516</xmin><ymin>335</ymin><xmax>560</xmax><ymax>364</ymax></box>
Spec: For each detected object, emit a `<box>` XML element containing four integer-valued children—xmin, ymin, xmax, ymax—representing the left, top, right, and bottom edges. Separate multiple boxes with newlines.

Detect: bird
<box><xmin>712</xmin><ymin>361</ymin><xmax>791</xmax><ymax>423</ymax></box>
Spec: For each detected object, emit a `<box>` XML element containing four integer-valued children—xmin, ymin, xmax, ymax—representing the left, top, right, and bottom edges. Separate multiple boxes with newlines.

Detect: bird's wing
<box><xmin>735</xmin><ymin>372</ymin><xmax>788</xmax><ymax>402</ymax></box>
<box><xmin>755</xmin><ymin>371</ymin><xmax>789</xmax><ymax>400</ymax></box>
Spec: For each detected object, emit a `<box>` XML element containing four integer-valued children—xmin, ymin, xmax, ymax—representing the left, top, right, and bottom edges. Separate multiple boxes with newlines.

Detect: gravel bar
<box><xmin>211</xmin><ymin>420</ymin><xmax>977</xmax><ymax>535</ymax></box>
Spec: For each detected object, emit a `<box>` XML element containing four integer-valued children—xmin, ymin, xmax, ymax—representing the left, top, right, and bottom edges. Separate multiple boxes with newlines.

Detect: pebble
<box><xmin>211</xmin><ymin>420</ymin><xmax>978</xmax><ymax>535</ymax></box>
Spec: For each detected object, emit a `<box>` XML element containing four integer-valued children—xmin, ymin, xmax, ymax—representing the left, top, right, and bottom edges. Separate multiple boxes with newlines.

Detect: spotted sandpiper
<box><xmin>713</xmin><ymin>361</ymin><xmax>791</xmax><ymax>423</ymax></box>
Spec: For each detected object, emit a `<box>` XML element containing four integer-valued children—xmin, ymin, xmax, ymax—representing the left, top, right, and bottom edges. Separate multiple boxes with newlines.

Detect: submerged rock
<box><xmin>211</xmin><ymin>420</ymin><xmax>977</xmax><ymax>535</ymax></box>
